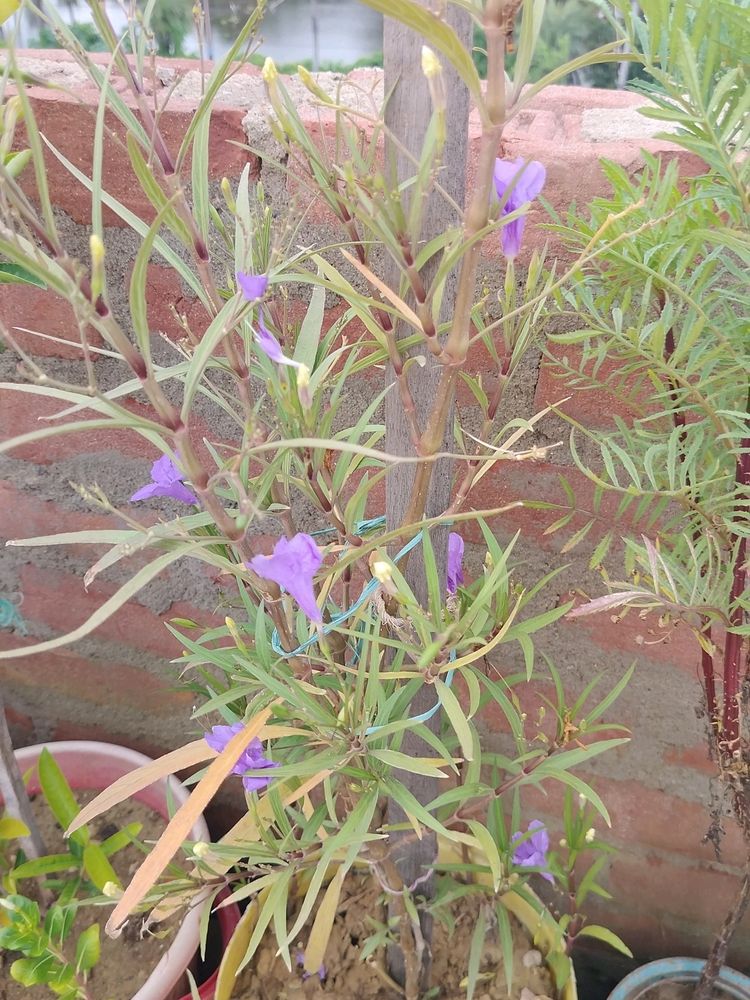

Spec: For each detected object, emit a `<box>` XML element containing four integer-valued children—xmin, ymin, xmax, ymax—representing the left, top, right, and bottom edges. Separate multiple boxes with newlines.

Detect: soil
<box><xmin>638</xmin><ymin>986</ymin><xmax>730</xmax><ymax>999</ymax></box>
<box><xmin>1</xmin><ymin>793</ymin><xmax>181</xmax><ymax>1000</ymax></box>
<box><xmin>233</xmin><ymin>875</ymin><xmax>556</xmax><ymax>1000</ymax></box>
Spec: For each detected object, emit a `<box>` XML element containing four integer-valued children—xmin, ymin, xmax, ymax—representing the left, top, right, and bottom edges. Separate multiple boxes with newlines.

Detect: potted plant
<box><xmin>0</xmin><ymin>729</ymin><xmax>240</xmax><ymax>1000</ymax></box>
<box><xmin>0</xmin><ymin>0</ymin><xmax>640</xmax><ymax>996</ymax></box>
<box><xmin>539</xmin><ymin>0</ymin><xmax>750</xmax><ymax>996</ymax></box>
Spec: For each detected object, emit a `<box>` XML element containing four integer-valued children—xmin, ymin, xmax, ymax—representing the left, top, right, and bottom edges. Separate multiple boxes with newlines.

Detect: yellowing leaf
<box><xmin>0</xmin><ymin>0</ymin><xmax>19</xmax><ymax>26</ymax></box>
<box><xmin>106</xmin><ymin>708</ymin><xmax>272</xmax><ymax>936</ymax></box>
<box><xmin>67</xmin><ymin>740</ymin><xmax>214</xmax><ymax>836</ymax></box>
<box><xmin>304</xmin><ymin>867</ymin><xmax>344</xmax><ymax>974</ymax></box>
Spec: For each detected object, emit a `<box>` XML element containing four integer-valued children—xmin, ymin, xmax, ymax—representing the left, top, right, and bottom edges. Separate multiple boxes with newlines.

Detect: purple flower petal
<box><xmin>255</xmin><ymin>313</ymin><xmax>300</xmax><ymax>368</ymax></box>
<box><xmin>511</xmin><ymin>820</ymin><xmax>554</xmax><ymax>883</ymax></box>
<box><xmin>492</xmin><ymin>158</ymin><xmax>546</xmax><ymax>258</ymax></box>
<box><xmin>237</xmin><ymin>272</ymin><xmax>269</xmax><ymax>301</ymax></box>
<box><xmin>150</xmin><ymin>454</ymin><xmax>183</xmax><ymax>487</ymax></box>
<box><xmin>447</xmin><ymin>532</ymin><xmax>464</xmax><ymax>595</ymax></box>
<box><xmin>130</xmin><ymin>455</ymin><xmax>197</xmax><ymax>505</ymax></box>
<box><xmin>129</xmin><ymin>482</ymin><xmax>162</xmax><ymax>502</ymax></box>
<box><xmin>247</xmin><ymin>533</ymin><xmax>323</xmax><ymax>623</ymax></box>
<box><xmin>205</xmin><ymin>725</ymin><xmax>279</xmax><ymax>792</ymax></box>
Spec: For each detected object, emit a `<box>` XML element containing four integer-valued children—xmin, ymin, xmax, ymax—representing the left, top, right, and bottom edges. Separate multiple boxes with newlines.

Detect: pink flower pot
<box><xmin>11</xmin><ymin>741</ymin><xmax>239</xmax><ymax>1000</ymax></box>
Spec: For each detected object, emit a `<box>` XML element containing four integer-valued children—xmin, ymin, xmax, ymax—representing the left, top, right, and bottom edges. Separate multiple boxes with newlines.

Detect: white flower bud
<box><xmin>578</xmin><ymin>792</ymin><xmax>587</xmax><ymax>808</ymax></box>
<box><xmin>421</xmin><ymin>46</ymin><xmax>441</xmax><ymax>79</ymax></box>
<box><xmin>193</xmin><ymin>841</ymin><xmax>212</xmax><ymax>858</ymax></box>
<box><xmin>559</xmin><ymin>838</ymin><xmax>567</xmax><ymax>848</ymax></box>
<box><xmin>102</xmin><ymin>881</ymin><xmax>122</xmax><ymax>898</ymax></box>
<box><xmin>372</xmin><ymin>560</ymin><xmax>392</xmax><ymax>585</ymax></box>
<box><xmin>585</xmin><ymin>827</ymin><xmax>596</xmax><ymax>843</ymax></box>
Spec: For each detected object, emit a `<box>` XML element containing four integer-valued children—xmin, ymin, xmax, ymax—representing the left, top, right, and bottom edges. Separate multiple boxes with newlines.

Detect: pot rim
<box><xmin>12</xmin><ymin>740</ymin><xmax>210</xmax><ymax>1000</ymax></box>
<box><xmin>607</xmin><ymin>957</ymin><xmax>750</xmax><ymax>1000</ymax></box>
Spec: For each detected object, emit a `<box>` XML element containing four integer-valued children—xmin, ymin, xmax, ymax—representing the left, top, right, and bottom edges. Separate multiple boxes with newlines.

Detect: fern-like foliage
<box><xmin>544</xmin><ymin>0</ymin><xmax>748</xmax><ymax>635</ymax></box>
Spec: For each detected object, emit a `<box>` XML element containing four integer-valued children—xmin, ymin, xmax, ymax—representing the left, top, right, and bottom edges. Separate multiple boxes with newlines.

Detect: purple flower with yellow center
<box><xmin>295</xmin><ymin>951</ymin><xmax>326</xmax><ymax>982</ymax></box>
<box><xmin>492</xmin><ymin>157</ymin><xmax>546</xmax><ymax>258</ymax></box>
<box><xmin>447</xmin><ymin>532</ymin><xmax>464</xmax><ymax>595</ymax></box>
<box><xmin>204</xmin><ymin>723</ymin><xmax>279</xmax><ymax>792</ymax></box>
<box><xmin>511</xmin><ymin>820</ymin><xmax>554</xmax><ymax>884</ymax></box>
<box><xmin>247</xmin><ymin>533</ymin><xmax>323</xmax><ymax>623</ymax></box>
<box><xmin>130</xmin><ymin>454</ymin><xmax>197</xmax><ymax>505</ymax></box>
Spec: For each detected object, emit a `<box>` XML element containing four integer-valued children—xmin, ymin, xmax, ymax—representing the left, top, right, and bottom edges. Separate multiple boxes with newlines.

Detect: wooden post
<box><xmin>383</xmin><ymin>2</ymin><xmax>472</xmax><ymax>990</ymax></box>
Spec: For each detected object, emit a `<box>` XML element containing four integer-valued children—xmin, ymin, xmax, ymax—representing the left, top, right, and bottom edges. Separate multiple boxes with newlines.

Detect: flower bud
<box><xmin>89</xmin><ymin>234</ymin><xmax>106</xmax><ymax>300</ymax></box>
<box><xmin>559</xmin><ymin>838</ymin><xmax>568</xmax><ymax>848</ymax></box>
<box><xmin>220</xmin><ymin>177</ymin><xmax>236</xmax><ymax>214</ymax></box>
<box><xmin>297</xmin><ymin>363</ymin><xmax>312</xmax><ymax>410</ymax></box>
<box><xmin>578</xmin><ymin>792</ymin><xmax>587</xmax><ymax>808</ymax></box>
<box><xmin>193</xmin><ymin>841</ymin><xmax>212</xmax><ymax>858</ymax></box>
<box><xmin>585</xmin><ymin>827</ymin><xmax>596</xmax><ymax>843</ymax></box>
<box><xmin>372</xmin><ymin>560</ymin><xmax>392</xmax><ymax>585</ymax></box>
<box><xmin>297</xmin><ymin>65</ymin><xmax>334</xmax><ymax>104</ymax></box>
<box><xmin>421</xmin><ymin>46</ymin><xmax>441</xmax><ymax>79</ymax></box>
<box><xmin>102</xmin><ymin>881</ymin><xmax>122</xmax><ymax>898</ymax></box>
<box><xmin>261</xmin><ymin>57</ymin><xmax>278</xmax><ymax>84</ymax></box>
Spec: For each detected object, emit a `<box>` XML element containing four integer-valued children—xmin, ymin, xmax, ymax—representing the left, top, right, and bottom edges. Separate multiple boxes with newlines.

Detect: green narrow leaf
<box><xmin>435</xmin><ymin>678</ymin><xmax>473</xmax><ymax>762</ymax></box>
<box><xmin>359</xmin><ymin>0</ymin><xmax>484</xmax><ymax>107</ymax></box>
<box><xmin>0</xmin><ymin>816</ymin><xmax>30</xmax><ymax>839</ymax></box>
<box><xmin>466</xmin><ymin>905</ymin><xmax>487</xmax><ymax>1000</ymax></box>
<box><xmin>191</xmin><ymin>109</ymin><xmax>212</xmax><ymax>244</ymax></box>
<box><xmin>466</xmin><ymin>821</ymin><xmax>503</xmax><ymax>892</ymax></box>
<box><xmin>495</xmin><ymin>902</ymin><xmax>515</xmax><ymax>997</ymax></box>
<box><xmin>75</xmin><ymin>924</ymin><xmax>101</xmax><ymax>973</ymax></box>
<box><xmin>369</xmin><ymin>749</ymin><xmax>449</xmax><ymax>778</ymax></box>
<box><xmin>577</xmin><ymin>924</ymin><xmax>633</xmax><ymax>957</ymax></box>
<box><xmin>12</xmin><ymin>855</ymin><xmax>75</xmax><ymax>879</ymax></box>
<box><xmin>38</xmin><ymin>749</ymin><xmax>87</xmax><ymax>847</ymax></box>
<box><xmin>293</xmin><ymin>279</ymin><xmax>325</xmax><ymax>369</ymax></box>
<box><xmin>83</xmin><ymin>844</ymin><xmax>121</xmax><ymax>892</ymax></box>
<box><xmin>0</xmin><ymin>262</ymin><xmax>45</xmax><ymax>287</ymax></box>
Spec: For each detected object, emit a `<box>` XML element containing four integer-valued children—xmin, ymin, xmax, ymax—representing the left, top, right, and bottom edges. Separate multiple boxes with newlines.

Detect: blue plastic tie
<box><xmin>0</xmin><ymin>597</ymin><xmax>27</xmax><ymax>636</ymax></box>
<box><xmin>266</xmin><ymin>518</ymin><xmax>456</xmax><ymax>737</ymax></box>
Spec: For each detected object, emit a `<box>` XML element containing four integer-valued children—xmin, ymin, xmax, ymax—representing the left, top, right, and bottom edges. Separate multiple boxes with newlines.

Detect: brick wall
<box><xmin>1</xmin><ymin>50</ymin><xmax>744</xmax><ymax>967</ymax></box>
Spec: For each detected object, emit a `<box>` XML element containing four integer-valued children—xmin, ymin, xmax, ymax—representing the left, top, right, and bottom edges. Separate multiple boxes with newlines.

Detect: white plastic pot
<box><xmin>11</xmin><ymin>740</ymin><xmax>211</xmax><ymax>1000</ymax></box>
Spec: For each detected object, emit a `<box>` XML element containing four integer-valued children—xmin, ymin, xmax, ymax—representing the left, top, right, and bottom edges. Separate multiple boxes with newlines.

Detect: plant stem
<box><xmin>694</xmin><ymin>860</ymin><xmax>750</xmax><ymax>1000</ymax></box>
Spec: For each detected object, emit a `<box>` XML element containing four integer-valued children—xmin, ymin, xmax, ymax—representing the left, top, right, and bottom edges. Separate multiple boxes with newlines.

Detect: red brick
<box><xmin>534</xmin><ymin>344</ymin><xmax>651</xmax><ymax>428</ymax></box>
<box><xmin>559</xmin><ymin>603</ymin><xmax>703</xmax><ymax>675</ymax></box>
<box><xmin>0</xmin><ymin>284</ymin><xmax>103</xmax><ymax>359</ymax></box>
<box><xmin>0</xmin><ymin>384</ymin><xmax>154</xmax><ymax>463</ymax></box>
<box><xmin>142</xmin><ymin>264</ymin><xmax>211</xmax><ymax>344</ymax></box>
<box><xmin>15</xmin><ymin>83</ymin><xmax>254</xmax><ymax>227</ymax></box>
<box><xmin>0</xmin><ymin>636</ymin><xmax>191</xmax><ymax>715</ymax></box>
<box><xmin>18</xmin><ymin>564</ymin><xmax>222</xmax><ymax>660</ymax></box>
<box><xmin>664</xmin><ymin>742</ymin><xmax>717</xmax><ymax>777</ymax></box>
<box><xmin>0</xmin><ymin>481</ymin><xmax>115</xmax><ymax>551</ymax></box>
<box><xmin>608</xmin><ymin>854</ymin><xmax>747</xmax><ymax>931</ymax></box>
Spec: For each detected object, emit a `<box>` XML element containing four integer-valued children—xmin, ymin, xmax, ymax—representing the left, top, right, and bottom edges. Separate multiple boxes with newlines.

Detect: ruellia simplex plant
<box><xmin>0</xmin><ymin>1</ymin><xmax>651</xmax><ymax>997</ymax></box>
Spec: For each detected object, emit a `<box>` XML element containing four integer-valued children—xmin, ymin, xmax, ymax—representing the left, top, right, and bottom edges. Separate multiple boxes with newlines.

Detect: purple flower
<box><xmin>492</xmin><ymin>157</ymin><xmax>546</xmax><ymax>258</ymax></box>
<box><xmin>255</xmin><ymin>313</ymin><xmax>303</xmax><ymax>369</ymax></box>
<box><xmin>511</xmin><ymin>820</ymin><xmax>554</xmax><ymax>884</ymax></box>
<box><xmin>129</xmin><ymin>454</ymin><xmax>197</xmax><ymax>505</ymax></box>
<box><xmin>447</xmin><ymin>532</ymin><xmax>464</xmax><ymax>595</ymax></box>
<box><xmin>295</xmin><ymin>950</ymin><xmax>326</xmax><ymax>981</ymax></box>
<box><xmin>247</xmin><ymin>533</ymin><xmax>323</xmax><ymax>623</ymax></box>
<box><xmin>204</xmin><ymin>723</ymin><xmax>280</xmax><ymax>793</ymax></box>
<box><xmin>236</xmin><ymin>272</ymin><xmax>268</xmax><ymax>301</ymax></box>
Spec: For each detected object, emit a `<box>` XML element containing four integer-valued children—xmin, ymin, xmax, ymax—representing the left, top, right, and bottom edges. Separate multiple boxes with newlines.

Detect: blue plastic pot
<box><xmin>608</xmin><ymin>958</ymin><xmax>750</xmax><ymax>1000</ymax></box>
